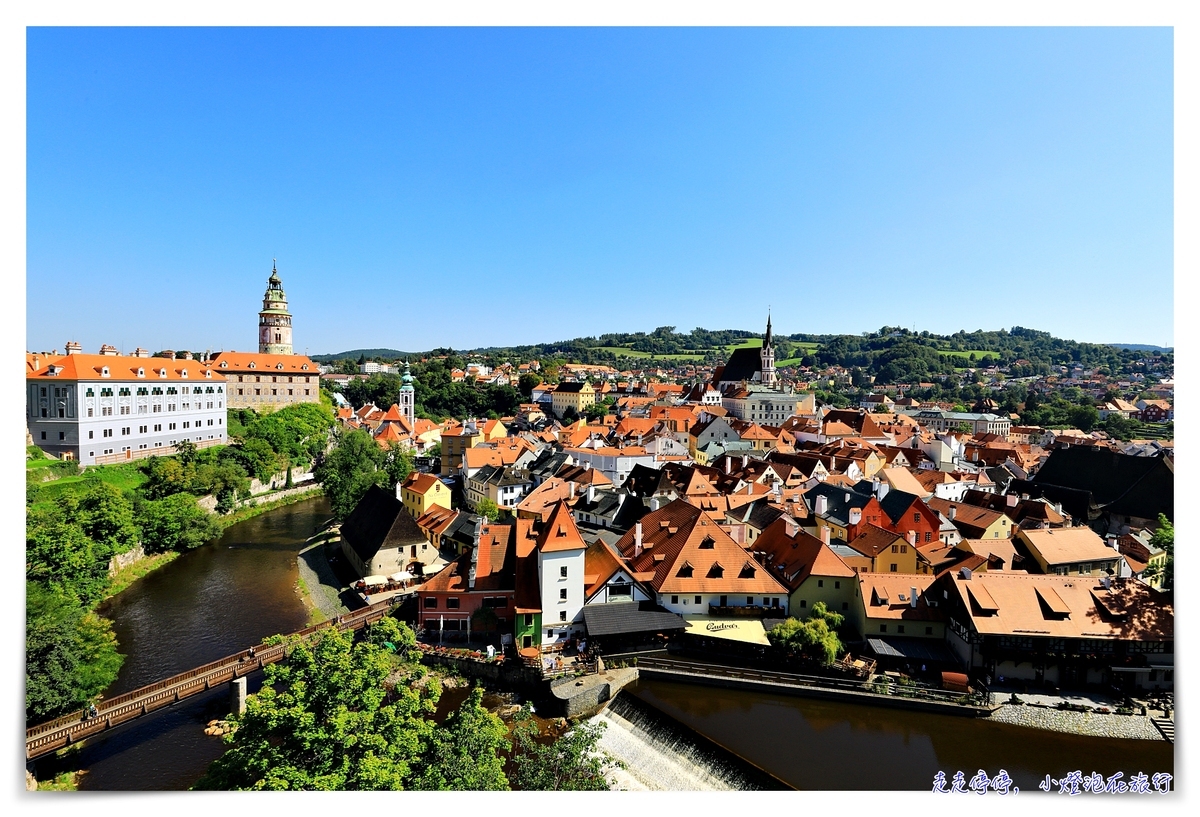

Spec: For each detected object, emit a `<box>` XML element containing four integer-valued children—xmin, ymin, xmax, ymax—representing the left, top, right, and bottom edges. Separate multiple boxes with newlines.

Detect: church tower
<box><xmin>760</xmin><ymin>311</ymin><xmax>777</xmax><ymax>387</ymax></box>
<box><xmin>399</xmin><ymin>361</ymin><xmax>416</xmax><ymax>429</ymax></box>
<box><xmin>258</xmin><ymin>260</ymin><xmax>294</xmax><ymax>355</ymax></box>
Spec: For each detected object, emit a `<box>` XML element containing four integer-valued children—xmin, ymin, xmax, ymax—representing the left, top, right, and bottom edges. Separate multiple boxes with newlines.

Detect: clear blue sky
<box><xmin>27</xmin><ymin>26</ymin><xmax>1173</xmax><ymax>355</ymax></box>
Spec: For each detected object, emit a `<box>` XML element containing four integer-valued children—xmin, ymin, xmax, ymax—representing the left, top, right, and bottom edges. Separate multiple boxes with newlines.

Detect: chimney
<box><xmin>584</xmin><ymin>461</ymin><xmax>591</xmax><ymax>471</ymax></box>
<box><xmin>569</xmin><ymin>482</ymin><xmax>576</xmax><ymax>499</ymax></box>
<box><xmin>872</xmin><ymin>477</ymin><xmax>880</xmax><ymax>496</ymax></box>
<box><xmin>1107</xmin><ymin>535</ymin><xmax>1120</xmax><ymax>551</ymax></box>
<box><xmin>906</xmin><ymin>531</ymin><xmax>917</xmax><ymax>546</ymax></box>
<box><xmin>820</xmin><ymin>527</ymin><xmax>830</xmax><ymax>547</ymax></box>
<box><xmin>815</xmin><ymin>494</ymin><xmax>828</xmax><ymax>516</ymax></box>
<box><xmin>785</xmin><ymin>518</ymin><xmax>798</xmax><ymax>537</ymax></box>
<box><xmin>948</xmin><ymin>504</ymin><xmax>957</xmax><ymax>521</ymax></box>
<box><xmin>910</xmin><ymin>587</ymin><xmax>918</xmax><ymax>608</ymax></box>
<box><xmin>650</xmin><ymin>496</ymin><xmax>661</xmax><ymax>512</ymax></box>
<box><xmin>64</xmin><ymin>341</ymin><xmax>82</xmax><ymax>355</ymax></box>
<box><xmin>587</xmin><ymin>484</ymin><xmax>596</xmax><ymax>504</ymax></box>
<box><xmin>960</xmin><ymin>567</ymin><xmax>973</xmax><ymax>580</ymax></box>
<box><xmin>634</xmin><ymin>522</ymin><xmax>643</xmax><ymax>556</ymax></box>
<box><xmin>395</xmin><ymin>482</ymin><xmax>404</xmax><ymax>501</ymax></box>
<box><xmin>725</xmin><ymin>457</ymin><xmax>731</xmax><ymax>474</ymax></box>
<box><xmin>849</xmin><ymin>508</ymin><xmax>862</xmax><ymax>526</ymax></box>
<box><xmin>1006</xmin><ymin>493</ymin><xmax>1018</xmax><ymax>508</ymax></box>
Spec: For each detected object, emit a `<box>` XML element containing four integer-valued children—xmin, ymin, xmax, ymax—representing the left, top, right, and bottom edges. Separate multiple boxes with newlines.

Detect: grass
<box><xmin>590</xmin><ymin>346</ymin><xmax>705</xmax><ymax>361</ymax></box>
<box><xmin>35</xmin><ymin>770</ymin><xmax>82</xmax><ymax>791</ymax></box>
<box><xmin>940</xmin><ymin>349</ymin><xmax>1000</xmax><ymax>360</ymax></box>
<box><xmin>105</xmin><ymin>550</ymin><xmax>181</xmax><ymax>599</ymax></box>
<box><xmin>216</xmin><ymin>486</ymin><xmax>324</xmax><ymax>531</ymax></box>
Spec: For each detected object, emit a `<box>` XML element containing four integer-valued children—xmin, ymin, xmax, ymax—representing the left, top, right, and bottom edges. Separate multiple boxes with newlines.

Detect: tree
<box><xmin>561</xmin><ymin>406</ymin><xmax>579</xmax><ymax>424</ymax></box>
<box><xmin>413</xmin><ymin>687</ymin><xmax>509</xmax><ymax>791</ymax></box>
<box><xmin>26</xmin><ymin>582</ymin><xmax>124</xmax><ymax>724</ymax></box>
<box><xmin>1142</xmin><ymin>513</ymin><xmax>1174</xmax><ymax>591</ymax></box>
<box><xmin>238</xmin><ymin>437</ymin><xmax>281</xmax><ymax>483</ymax></box>
<box><xmin>26</xmin><ymin>513</ymin><xmax>109</xmax><ymax>604</ymax></box>
<box><xmin>137</xmin><ymin>493</ymin><xmax>222</xmax><ymax>553</ymax></box>
<box><xmin>582</xmin><ymin>402</ymin><xmax>609</xmax><ymax>422</ymax></box>
<box><xmin>766</xmin><ymin>602</ymin><xmax>844</xmax><ymax>665</ymax></box>
<box><xmin>195</xmin><ymin>618</ymin><xmax>442</xmax><ymax>790</ymax></box>
<box><xmin>72</xmin><ymin>482</ymin><xmax>140</xmax><ymax>560</ymax></box>
<box><xmin>383</xmin><ymin>443</ymin><xmax>415</xmax><ymax>490</ymax></box>
<box><xmin>517</xmin><ymin>373</ymin><xmax>542</xmax><ymax>398</ymax></box>
<box><xmin>313</xmin><ymin>429</ymin><xmax>387</xmax><ymax>520</ymax></box>
<box><xmin>475</xmin><ymin>498</ymin><xmax>500</xmax><ymax>522</ymax></box>
<box><xmin>510</xmin><ymin>706</ymin><xmax>617</xmax><ymax>790</ymax></box>
<box><xmin>175</xmin><ymin>439</ymin><xmax>199</xmax><ymax>466</ymax></box>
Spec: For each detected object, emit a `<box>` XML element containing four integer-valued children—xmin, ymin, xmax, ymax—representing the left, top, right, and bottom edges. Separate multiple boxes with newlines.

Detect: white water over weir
<box><xmin>590</xmin><ymin>693</ymin><xmax>767</xmax><ymax>791</ymax></box>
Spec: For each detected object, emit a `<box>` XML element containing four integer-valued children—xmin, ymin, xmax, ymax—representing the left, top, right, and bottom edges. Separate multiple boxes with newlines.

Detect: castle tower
<box><xmin>760</xmin><ymin>311</ymin><xmax>777</xmax><ymax>387</ymax></box>
<box><xmin>258</xmin><ymin>260</ymin><xmax>294</xmax><ymax>355</ymax></box>
<box><xmin>399</xmin><ymin>361</ymin><xmax>416</xmax><ymax>429</ymax></box>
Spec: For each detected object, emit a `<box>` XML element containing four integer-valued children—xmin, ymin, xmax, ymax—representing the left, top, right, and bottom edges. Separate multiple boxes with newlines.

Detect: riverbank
<box><xmin>987</xmin><ymin>704</ymin><xmax>1166</xmax><ymax>740</ymax></box>
<box><xmin>214</xmin><ymin>485</ymin><xmax>324</xmax><ymax>531</ymax></box>
<box><xmin>295</xmin><ymin>527</ymin><xmax>359</xmax><ymax>622</ymax></box>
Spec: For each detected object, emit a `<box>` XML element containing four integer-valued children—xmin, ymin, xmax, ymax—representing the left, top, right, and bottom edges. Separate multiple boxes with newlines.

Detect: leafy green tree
<box><xmin>766</xmin><ymin>601</ymin><xmax>844</xmax><ymax>665</ymax></box>
<box><xmin>1101</xmin><ymin>413</ymin><xmax>1142</xmax><ymax>441</ymax></box>
<box><xmin>175</xmin><ymin>439</ymin><xmax>199</xmax><ymax>466</ymax></box>
<box><xmin>413</xmin><ymin>687</ymin><xmax>509</xmax><ymax>791</ymax></box>
<box><xmin>583</xmin><ymin>402</ymin><xmax>609</xmax><ymax>422</ymax></box>
<box><xmin>26</xmin><ymin>582</ymin><xmax>124</xmax><ymax>724</ymax></box>
<box><xmin>383</xmin><ymin>442</ymin><xmax>415</xmax><ymax>490</ymax></box>
<box><xmin>1067</xmin><ymin>403</ymin><xmax>1100</xmax><ymax>432</ymax></box>
<box><xmin>238</xmin><ymin>437</ymin><xmax>281</xmax><ymax>483</ymax></box>
<box><xmin>141</xmin><ymin>455</ymin><xmax>191</xmax><ymax>499</ymax></box>
<box><xmin>561</xmin><ymin>406</ymin><xmax>579</xmax><ymax>424</ymax></box>
<box><xmin>517</xmin><ymin>373</ymin><xmax>542</xmax><ymax>398</ymax></box>
<box><xmin>475</xmin><ymin>498</ymin><xmax>500</xmax><ymax>522</ymax></box>
<box><xmin>72</xmin><ymin>482</ymin><xmax>140</xmax><ymax>559</ymax></box>
<box><xmin>26</xmin><ymin>513</ymin><xmax>109</xmax><ymax>604</ymax></box>
<box><xmin>313</xmin><ymin>428</ymin><xmax>388</xmax><ymax>520</ymax></box>
<box><xmin>137</xmin><ymin>493</ymin><xmax>222</xmax><ymax>553</ymax></box>
<box><xmin>510</xmin><ymin>706</ymin><xmax>617</xmax><ymax>790</ymax></box>
<box><xmin>195</xmin><ymin>619</ymin><xmax>441</xmax><ymax>790</ymax></box>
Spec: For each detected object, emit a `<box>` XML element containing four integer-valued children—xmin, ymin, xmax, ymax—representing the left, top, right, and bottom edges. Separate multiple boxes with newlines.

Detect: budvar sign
<box><xmin>706</xmin><ymin>621</ymin><xmax>739</xmax><ymax>632</ymax></box>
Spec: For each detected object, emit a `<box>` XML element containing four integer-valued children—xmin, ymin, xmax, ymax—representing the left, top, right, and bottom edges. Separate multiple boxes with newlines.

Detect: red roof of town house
<box><xmin>513</xmin><ymin>518</ymin><xmax>542</xmax><ymax>613</ymax></box>
<box><xmin>516</xmin><ymin>478</ymin><xmax>577</xmax><ymax>521</ymax></box>
<box><xmin>415</xmin><ymin>505</ymin><xmax>458</xmax><ymax>541</ymax></box>
<box><xmin>403</xmin><ymin>472</ymin><xmax>444</xmax><ymax>495</ymax></box>
<box><xmin>753</xmin><ymin>517</ymin><xmax>854</xmax><ymax>591</ymax></box>
<box><xmin>847</xmin><ymin>523</ymin><xmax>908</xmax><ymax>559</ymax></box>
<box><xmin>612</xmin><ymin>499</ymin><xmax>788</xmax><ymax>596</ymax></box>
<box><xmin>553</xmin><ymin>463</ymin><xmax>614</xmax><ymax>486</ymax></box>
<box><xmin>858</xmin><ymin>573</ymin><xmax>945</xmax><ymax>622</ymax></box>
<box><xmin>537</xmin><ymin>502</ymin><xmax>589</xmax><ymax>553</ymax></box>
<box><xmin>583</xmin><ymin>538</ymin><xmax>627</xmax><ymax>600</ymax></box>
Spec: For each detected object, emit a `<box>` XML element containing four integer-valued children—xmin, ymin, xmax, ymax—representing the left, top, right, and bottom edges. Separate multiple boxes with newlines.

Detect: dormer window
<box><xmin>707</xmin><ymin>563</ymin><xmax>724</xmax><ymax>579</ymax></box>
<box><xmin>699</xmin><ymin>536</ymin><xmax>715</xmax><ymax>549</ymax></box>
<box><xmin>248</xmin><ymin>362</ymin><xmax>256</xmax><ymax>369</ymax></box>
<box><xmin>159</xmin><ymin>368</ymin><xmax>168</xmax><ymax>378</ymax></box>
<box><xmin>739</xmin><ymin>562</ymin><xmax>757</xmax><ymax>579</ymax></box>
<box><xmin>137</xmin><ymin>368</ymin><xmax>145</xmax><ymax>377</ymax></box>
<box><xmin>220</xmin><ymin>361</ymin><xmax>228</xmax><ymax>368</ymax></box>
<box><xmin>276</xmin><ymin>362</ymin><xmax>284</xmax><ymax>370</ymax></box>
<box><xmin>101</xmin><ymin>366</ymin><xmax>110</xmax><ymax>377</ymax></box>
<box><xmin>301</xmin><ymin>364</ymin><xmax>309</xmax><ymax>370</ymax></box>
<box><xmin>180</xmin><ymin>369</ymin><xmax>188</xmax><ymax>378</ymax></box>
<box><xmin>204</xmin><ymin>370</ymin><xmax>212</xmax><ymax>378</ymax></box>
<box><xmin>676</xmin><ymin>562</ymin><xmax>694</xmax><ymax>578</ymax></box>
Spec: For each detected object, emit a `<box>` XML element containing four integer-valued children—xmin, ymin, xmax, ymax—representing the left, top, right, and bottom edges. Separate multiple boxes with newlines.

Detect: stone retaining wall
<box><xmin>107</xmin><ymin>544</ymin><xmax>147</xmax><ymax>577</ymax></box>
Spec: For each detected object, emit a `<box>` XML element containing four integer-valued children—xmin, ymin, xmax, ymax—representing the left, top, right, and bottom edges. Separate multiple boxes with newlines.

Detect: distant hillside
<box><xmin>1108</xmin><ymin>343</ymin><xmax>1173</xmax><ymax>352</ymax></box>
<box><xmin>310</xmin><ymin>348</ymin><xmax>416</xmax><ymax>363</ymax></box>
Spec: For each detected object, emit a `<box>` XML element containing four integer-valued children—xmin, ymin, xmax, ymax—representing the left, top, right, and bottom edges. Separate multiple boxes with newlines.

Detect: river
<box><xmin>71</xmin><ymin>496</ymin><xmax>328</xmax><ymax>790</ymax></box>
<box><xmin>54</xmin><ymin>495</ymin><xmax>1173</xmax><ymax>791</ymax></box>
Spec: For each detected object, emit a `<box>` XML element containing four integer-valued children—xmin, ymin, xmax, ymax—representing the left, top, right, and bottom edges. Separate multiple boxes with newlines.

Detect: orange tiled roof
<box><xmin>28</xmin><ymin>353</ymin><xmax>226</xmax><ymax>382</ymax></box>
<box><xmin>207</xmin><ymin>351</ymin><xmax>317</xmax><ymax>373</ymax></box>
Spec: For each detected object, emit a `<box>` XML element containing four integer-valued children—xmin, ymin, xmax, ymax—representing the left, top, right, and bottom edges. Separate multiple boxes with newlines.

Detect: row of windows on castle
<box><xmin>34</xmin><ymin>385</ymin><xmax>224</xmax><ymax>418</ymax></box>
<box><xmin>39</xmin><ymin>416</ymin><xmax>223</xmax><ymax>443</ymax></box>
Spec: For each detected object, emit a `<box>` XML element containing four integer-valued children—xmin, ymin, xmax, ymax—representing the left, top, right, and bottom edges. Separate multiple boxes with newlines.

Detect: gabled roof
<box><xmin>403</xmin><ymin>471</ymin><xmax>445</xmax><ymax>495</ymax></box>
<box><xmin>341</xmin><ymin>485</ymin><xmax>426</xmax><ymax>564</ymax></box>
<box><xmin>1017</xmin><ymin>527</ymin><xmax>1121</xmax><ymax>567</ymax></box>
<box><xmin>538</xmin><ymin>502</ymin><xmax>589</xmax><ymax>553</ymax></box>
<box><xmin>753</xmin><ymin>517</ymin><xmax>854</xmax><ymax>590</ymax></box>
<box><xmin>612</xmin><ymin>499</ymin><xmax>788</xmax><ymax>595</ymax></box>
<box><xmin>1030</xmin><ymin>447</ymin><xmax>1173</xmax><ymax>523</ymax></box>
<box><xmin>858</xmin><ymin>573</ymin><xmax>944</xmax><ymax>621</ymax></box>
<box><xmin>847</xmin><ymin>523</ymin><xmax>906</xmax><ymax>559</ymax></box>
<box><xmin>516</xmin><ymin>478</ymin><xmax>577</xmax><ymax>521</ymax></box>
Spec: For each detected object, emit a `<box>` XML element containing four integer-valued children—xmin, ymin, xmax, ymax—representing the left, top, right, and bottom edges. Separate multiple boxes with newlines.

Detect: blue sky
<box><xmin>26</xmin><ymin>26</ymin><xmax>1173</xmax><ymax>355</ymax></box>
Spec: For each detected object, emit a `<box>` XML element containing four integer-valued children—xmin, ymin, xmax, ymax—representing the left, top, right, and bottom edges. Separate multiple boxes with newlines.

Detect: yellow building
<box><xmin>852</xmin><ymin>573</ymin><xmax>945</xmax><ymax>640</ymax></box>
<box><xmin>1014</xmin><ymin>527</ymin><xmax>1121</xmax><ymax>577</ymax></box>
<box><xmin>550</xmin><ymin>381</ymin><xmax>596</xmax><ymax>419</ymax></box>
<box><xmin>440</xmin><ymin>422</ymin><xmax>484</xmax><ymax>476</ymax></box>
<box><xmin>400</xmin><ymin>471</ymin><xmax>452</xmax><ymax>519</ymax></box>
<box><xmin>846</xmin><ymin>525</ymin><xmax>921</xmax><ymax>574</ymax></box>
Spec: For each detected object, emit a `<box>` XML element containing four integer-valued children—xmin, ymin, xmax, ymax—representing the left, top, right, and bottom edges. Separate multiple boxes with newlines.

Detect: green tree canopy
<box><xmin>313</xmin><ymin>429</ymin><xmax>388</xmax><ymax>519</ymax></box>
<box><xmin>766</xmin><ymin>602</ymin><xmax>845</xmax><ymax>666</ymax></box>
<box><xmin>136</xmin><ymin>493</ymin><xmax>221</xmax><ymax>553</ymax></box>
<box><xmin>510</xmin><ymin>706</ymin><xmax>617</xmax><ymax>790</ymax></box>
<box><xmin>413</xmin><ymin>687</ymin><xmax>509</xmax><ymax>791</ymax></box>
<box><xmin>26</xmin><ymin>582</ymin><xmax>124</xmax><ymax>724</ymax></box>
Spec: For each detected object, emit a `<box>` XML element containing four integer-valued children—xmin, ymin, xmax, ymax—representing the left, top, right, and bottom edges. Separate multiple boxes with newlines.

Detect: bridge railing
<box><xmin>26</xmin><ymin>597</ymin><xmax>399</xmax><ymax>756</ymax></box>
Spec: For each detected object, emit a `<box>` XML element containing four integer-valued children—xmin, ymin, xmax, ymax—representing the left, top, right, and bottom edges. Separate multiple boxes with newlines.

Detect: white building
<box><xmin>536</xmin><ymin>503</ymin><xmax>589</xmax><ymax>649</ymax></box>
<box><xmin>27</xmin><ymin>347</ymin><xmax>228</xmax><ymax>464</ymax></box>
<box><xmin>721</xmin><ymin>387</ymin><xmax>807</xmax><ymax>424</ymax></box>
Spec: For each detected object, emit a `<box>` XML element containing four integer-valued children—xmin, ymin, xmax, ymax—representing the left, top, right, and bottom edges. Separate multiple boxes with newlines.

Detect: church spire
<box><xmin>764</xmin><ymin>310</ymin><xmax>773</xmax><ymax>349</ymax></box>
<box><xmin>760</xmin><ymin>310</ymin><xmax>777</xmax><ymax>388</ymax></box>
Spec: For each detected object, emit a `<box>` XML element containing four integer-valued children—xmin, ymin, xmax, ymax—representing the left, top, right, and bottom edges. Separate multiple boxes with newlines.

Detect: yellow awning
<box><xmin>683</xmin><ymin>615</ymin><xmax>771</xmax><ymax>646</ymax></box>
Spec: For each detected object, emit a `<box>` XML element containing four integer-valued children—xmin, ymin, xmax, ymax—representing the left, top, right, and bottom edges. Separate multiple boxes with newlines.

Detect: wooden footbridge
<box><xmin>25</xmin><ymin>597</ymin><xmax>401</xmax><ymax>761</ymax></box>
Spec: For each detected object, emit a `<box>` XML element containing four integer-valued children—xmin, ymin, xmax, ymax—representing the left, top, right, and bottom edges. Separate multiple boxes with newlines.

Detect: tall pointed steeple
<box><xmin>259</xmin><ymin>260</ymin><xmax>293</xmax><ymax>354</ymax></box>
<box><xmin>760</xmin><ymin>310</ymin><xmax>777</xmax><ymax>388</ymax></box>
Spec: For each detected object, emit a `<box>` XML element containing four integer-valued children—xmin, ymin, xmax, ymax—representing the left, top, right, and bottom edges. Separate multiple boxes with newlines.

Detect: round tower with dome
<box><xmin>258</xmin><ymin>260</ymin><xmax>294</xmax><ymax>355</ymax></box>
